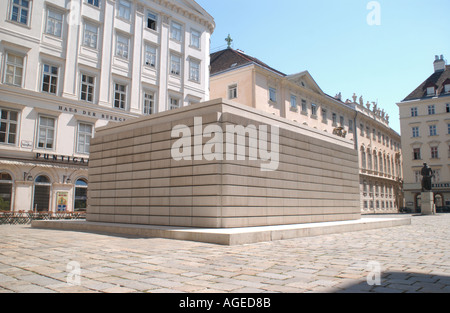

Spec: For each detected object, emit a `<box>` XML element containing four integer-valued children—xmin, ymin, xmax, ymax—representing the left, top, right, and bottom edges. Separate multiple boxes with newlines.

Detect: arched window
<box><xmin>361</xmin><ymin>147</ymin><xmax>366</xmax><ymax>169</ymax></box>
<box><xmin>0</xmin><ymin>172</ymin><xmax>13</xmax><ymax>211</ymax></box>
<box><xmin>367</xmin><ymin>149</ymin><xmax>372</xmax><ymax>170</ymax></box>
<box><xmin>373</xmin><ymin>151</ymin><xmax>378</xmax><ymax>172</ymax></box>
<box><xmin>33</xmin><ymin>175</ymin><xmax>51</xmax><ymax>212</ymax></box>
<box><xmin>74</xmin><ymin>178</ymin><xmax>88</xmax><ymax>212</ymax></box>
<box><xmin>35</xmin><ymin>175</ymin><xmax>50</xmax><ymax>184</ymax></box>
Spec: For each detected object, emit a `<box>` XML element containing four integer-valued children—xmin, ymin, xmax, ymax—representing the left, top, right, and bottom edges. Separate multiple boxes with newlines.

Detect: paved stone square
<box><xmin>0</xmin><ymin>214</ymin><xmax>449</xmax><ymax>293</ymax></box>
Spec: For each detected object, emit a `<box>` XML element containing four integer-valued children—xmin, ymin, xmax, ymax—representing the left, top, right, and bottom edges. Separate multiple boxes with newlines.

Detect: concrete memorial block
<box><xmin>87</xmin><ymin>99</ymin><xmax>361</xmax><ymax>228</ymax></box>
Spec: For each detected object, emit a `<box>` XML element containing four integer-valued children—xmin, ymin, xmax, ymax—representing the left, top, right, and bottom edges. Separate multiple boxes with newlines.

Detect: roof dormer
<box><xmin>424</xmin><ymin>81</ymin><xmax>437</xmax><ymax>96</ymax></box>
<box><xmin>443</xmin><ymin>78</ymin><xmax>450</xmax><ymax>94</ymax></box>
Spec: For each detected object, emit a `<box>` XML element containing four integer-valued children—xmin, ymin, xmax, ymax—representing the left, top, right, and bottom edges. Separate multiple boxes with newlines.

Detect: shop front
<box><xmin>0</xmin><ymin>159</ymin><xmax>88</xmax><ymax>213</ymax></box>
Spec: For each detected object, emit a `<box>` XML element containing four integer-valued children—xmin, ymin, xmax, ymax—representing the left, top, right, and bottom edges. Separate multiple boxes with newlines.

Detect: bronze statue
<box><xmin>421</xmin><ymin>163</ymin><xmax>434</xmax><ymax>192</ymax></box>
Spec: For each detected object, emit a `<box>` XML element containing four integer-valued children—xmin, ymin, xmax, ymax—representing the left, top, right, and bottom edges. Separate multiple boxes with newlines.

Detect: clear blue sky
<box><xmin>196</xmin><ymin>0</ymin><xmax>450</xmax><ymax>134</ymax></box>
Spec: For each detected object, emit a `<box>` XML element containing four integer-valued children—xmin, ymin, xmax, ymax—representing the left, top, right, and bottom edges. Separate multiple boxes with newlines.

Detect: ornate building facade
<box><xmin>0</xmin><ymin>0</ymin><xmax>214</xmax><ymax>212</ymax></box>
<box><xmin>210</xmin><ymin>47</ymin><xmax>403</xmax><ymax>213</ymax></box>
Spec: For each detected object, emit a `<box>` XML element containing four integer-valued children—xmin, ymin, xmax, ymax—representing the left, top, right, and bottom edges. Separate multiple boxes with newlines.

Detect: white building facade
<box><xmin>0</xmin><ymin>0</ymin><xmax>214</xmax><ymax>212</ymax></box>
<box><xmin>398</xmin><ymin>55</ymin><xmax>450</xmax><ymax>212</ymax></box>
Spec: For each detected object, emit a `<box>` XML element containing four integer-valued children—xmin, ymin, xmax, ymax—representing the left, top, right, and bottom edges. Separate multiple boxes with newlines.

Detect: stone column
<box><xmin>62</xmin><ymin>0</ymin><xmax>82</xmax><ymax>99</ymax></box>
<box><xmin>98</xmin><ymin>0</ymin><xmax>115</xmax><ymax>107</ymax></box>
<box><xmin>129</xmin><ymin>4</ymin><xmax>144</xmax><ymax>114</ymax></box>
<box><xmin>157</xmin><ymin>14</ymin><xmax>170</xmax><ymax>113</ymax></box>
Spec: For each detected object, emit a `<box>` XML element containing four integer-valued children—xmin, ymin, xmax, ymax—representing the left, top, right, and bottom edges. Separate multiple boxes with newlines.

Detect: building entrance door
<box><xmin>33</xmin><ymin>175</ymin><xmax>51</xmax><ymax>212</ymax></box>
<box><xmin>0</xmin><ymin>172</ymin><xmax>13</xmax><ymax>211</ymax></box>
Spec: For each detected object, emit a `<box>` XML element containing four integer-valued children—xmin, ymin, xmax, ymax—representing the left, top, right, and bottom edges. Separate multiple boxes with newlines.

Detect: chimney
<box><xmin>434</xmin><ymin>55</ymin><xmax>446</xmax><ymax>72</ymax></box>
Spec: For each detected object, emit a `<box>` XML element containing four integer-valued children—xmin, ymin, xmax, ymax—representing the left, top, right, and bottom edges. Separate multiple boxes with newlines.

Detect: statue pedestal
<box><xmin>421</xmin><ymin>192</ymin><xmax>435</xmax><ymax>215</ymax></box>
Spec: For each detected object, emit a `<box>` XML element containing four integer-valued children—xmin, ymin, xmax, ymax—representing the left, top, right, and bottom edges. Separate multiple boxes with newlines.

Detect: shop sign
<box><xmin>35</xmin><ymin>153</ymin><xmax>89</xmax><ymax>165</ymax></box>
<box><xmin>57</xmin><ymin>105</ymin><xmax>127</xmax><ymax>122</ymax></box>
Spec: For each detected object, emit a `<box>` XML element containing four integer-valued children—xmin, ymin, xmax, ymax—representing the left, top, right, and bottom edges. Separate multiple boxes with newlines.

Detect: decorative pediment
<box><xmin>286</xmin><ymin>71</ymin><xmax>325</xmax><ymax>96</ymax></box>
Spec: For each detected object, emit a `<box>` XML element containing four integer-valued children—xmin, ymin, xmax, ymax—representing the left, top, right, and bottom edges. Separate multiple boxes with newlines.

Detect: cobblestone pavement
<box><xmin>0</xmin><ymin>214</ymin><xmax>449</xmax><ymax>293</ymax></box>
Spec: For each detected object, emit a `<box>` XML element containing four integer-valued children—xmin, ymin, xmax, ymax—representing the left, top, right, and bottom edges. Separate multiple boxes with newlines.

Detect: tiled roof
<box><xmin>210</xmin><ymin>48</ymin><xmax>286</xmax><ymax>77</ymax></box>
<box><xmin>403</xmin><ymin>65</ymin><xmax>450</xmax><ymax>101</ymax></box>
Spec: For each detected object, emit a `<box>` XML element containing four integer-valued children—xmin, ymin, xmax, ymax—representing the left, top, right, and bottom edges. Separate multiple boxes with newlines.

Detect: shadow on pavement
<box><xmin>334</xmin><ymin>271</ymin><xmax>450</xmax><ymax>293</ymax></box>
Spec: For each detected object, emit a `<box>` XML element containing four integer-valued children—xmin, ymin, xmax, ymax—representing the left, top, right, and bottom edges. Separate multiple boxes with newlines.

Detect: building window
<box><xmin>143</xmin><ymin>92</ymin><xmax>155</xmax><ymax>115</ymax></box>
<box><xmin>414</xmin><ymin>171</ymin><xmax>420</xmax><ymax>183</ymax></box>
<box><xmin>83</xmin><ymin>22</ymin><xmax>98</xmax><ymax>49</ymax></box>
<box><xmin>427</xmin><ymin>87</ymin><xmax>435</xmax><ymax>96</ymax></box>
<box><xmin>0</xmin><ymin>108</ymin><xmax>18</xmax><ymax>145</ymax></box>
<box><xmin>114</xmin><ymin>83</ymin><xmax>127</xmax><ymax>109</ymax></box>
<box><xmin>33</xmin><ymin>175</ymin><xmax>51</xmax><ymax>212</ymax></box>
<box><xmin>431</xmin><ymin>146</ymin><xmax>439</xmax><ymax>159</ymax></box>
<box><xmin>170</xmin><ymin>22</ymin><xmax>182</xmax><ymax>42</ymax></box>
<box><xmin>189</xmin><ymin>59</ymin><xmax>200</xmax><ymax>83</ymax></box>
<box><xmin>446</xmin><ymin>103</ymin><xmax>450</xmax><ymax>113</ymax></box>
<box><xmin>373</xmin><ymin>153</ymin><xmax>378</xmax><ymax>171</ymax></box>
<box><xmin>311</xmin><ymin>103</ymin><xmax>317</xmax><ymax>116</ymax></box>
<box><xmin>86</xmin><ymin>0</ymin><xmax>100</xmax><ymax>7</ymax></box>
<box><xmin>432</xmin><ymin>169</ymin><xmax>441</xmax><ymax>183</ymax></box>
<box><xmin>37</xmin><ymin>116</ymin><xmax>55</xmax><ymax>150</ymax></box>
<box><xmin>321</xmin><ymin>108</ymin><xmax>327</xmax><ymax>121</ymax></box>
<box><xmin>411</xmin><ymin>107</ymin><xmax>418</xmax><ymax>117</ymax></box>
<box><xmin>74</xmin><ymin>178</ymin><xmax>88</xmax><ymax>212</ymax></box>
<box><xmin>332</xmin><ymin>113</ymin><xmax>337</xmax><ymax>126</ymax></box>
<box><xmin>42</xmin><ymin>64</ymin><xmax>58</xmax><ymax>94</ymax></box>
<box><xmin>80</xmin><ymin>74</ymin><xmax>95</xmax><ymax>103</ymax></box>
<box><xmin>117</xmin><ymin>0</ymin><xmax>131</xmax><ymax>20</ymax></box>
<box><xmin>190</xmin><ymin>29</ymin><xmax>200</xmax><ymax>49</ymax></box>
<box><xmin>147</xmin><ymin>11</ymin><xmax>157</xmax><ymax>30</ymax></box>
<box><xmin>300</xmin><ymin>100</ymin><xmax>307</xmax><ymax>114</ymax></box>
<box><xmin>4</xmin><ymin>53</ymin><xmax>24</xmax><ymax>87</ymax></box>
<box><xmin>361</xmin><ymin>149</ymin><xmax>366</xmax><ymax>169</ymax></box>
<box><xmin>269</xmin><ymin>88</ymin><xmax>277</xmax><ymax>103</ymax></box>
<box><xmin>378</xmin><ymin>154</ymin><xmax>383</xmax><ymax>173</ymax></box>
<box><xmin>367</xmin><ymin>150</ymin><xmax>372</xmax><ymax>170</ymax></box>
<box><xmin>348</xmin><ymin>120</ymin><xmax>353</xmax><ymax>133</ymax></box>
<box><xmin>116</xmin><ymin>34</ymin><xmax>129</xmax><ymax>59</ymax></box>
<box><xmin>428</xmin><ymin>105</ymin><xmax>435</xmax><ymax>115</ymax></box>
<box><xmin>445</xmin><ymin>85</ymin><xmax>450</xmax><ymax>94</ymax></box>
<box><xmin>144</xmin><ymin>44</ymin><xmax>157</xmax><ymax>68</ymax></box>
<box><xmin>291</xmin><ymin>96</ymin><xmax>298</xmax><ymax>112</ymax></box>
<box><xmin>170</xmin><ymin>54</ymin><xmax>181</xmax><ymax>76</ymax></box>
<box><xmin>0</xmin><ymin>172</ymin><xmax>13</xmax><ymax>211</ymax></box>
<box><xmin>340</xmin><ymin>116</ymin><xmax>344</xmax><ymax>127</ymax></box>
<box><xmin>170</xmin><ymin>97</ymin><xmax>180</xmax><ymax>110</ymax></box>
<box><xmin>228</xmin><ymin>84</ymin><xmax>237</xmax><ymax>99</ymax></box>
<box><xmin>413</xmin><ymin>148</ymin><xmax>421</xmax><ymax>160</ymax></box>
<box><xmin>77</xmin><ymin>123</ymin><xmax>93</xmax><ymax>154</ymax></box>
<box><xmin>360</xmin><ymin>124</ymin><xmax>364</xmax><ymax>136</ymax></box>
<box><xmin>448</xmin><ymin>123</ymin><xmax>450</xmax><ymax>135</ymax></box>
<box><xmin>10</xmin><ymin>0</ymin><xmax>30</xmax><ymax>25</ymax></box>
<box><xmin>429</xmin><ymin>125</ymin><xmax>437</xmax><ymax>136</ymax></box>
<box><xmin>45</xmin><ymin>8</ymin><xmax>63</xmax><ymax>37</ymax></box>
<box><xmin>412</xmin><ymin>126</ymin><xmax>419</xmax><ymax>138</ymax></box>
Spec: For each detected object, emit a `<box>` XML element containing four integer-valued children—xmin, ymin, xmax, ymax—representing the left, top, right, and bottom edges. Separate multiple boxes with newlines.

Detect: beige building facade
<box><xmin>0</xmin><ymin>0</ymin><xmax>214</xmax><ymax>213</ymax></box>
<box><xmin>398</xmin><ymin>55</ymin><xmax>450</xmax><ymax>212</ymax></box>
<box><xmin>210</xmin><ymin>48</ymin><xmax>403</xmax><ymax>213</ymax></box>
